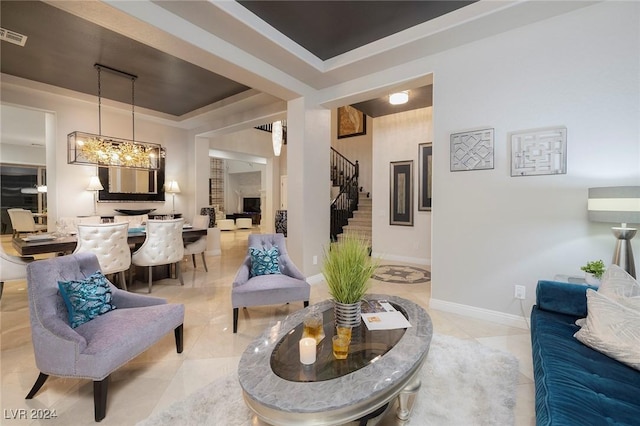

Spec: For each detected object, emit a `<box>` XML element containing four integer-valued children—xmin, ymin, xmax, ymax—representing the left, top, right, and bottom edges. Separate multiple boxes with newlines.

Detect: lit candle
<box><xmin>299</xmin><ymin>337</ymin><xmax>316</xmax><ymax>364</ymax></box>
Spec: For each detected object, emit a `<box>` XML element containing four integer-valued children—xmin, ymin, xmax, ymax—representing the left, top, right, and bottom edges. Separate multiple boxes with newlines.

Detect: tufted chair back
<box><xmin>131</xmin><ymin>219</ymin><xmax>185</xmax><ymax>292</ymax></box>
<box><xmin>73</xmin><ymin>222</ymin><xmax>131</xmax><ymax>290</ymax></box>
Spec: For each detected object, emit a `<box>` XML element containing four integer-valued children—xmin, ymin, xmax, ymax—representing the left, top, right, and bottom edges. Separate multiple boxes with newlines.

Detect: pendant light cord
<box><xmin>131</xmin><ymin>76</ymin><xmax>135</xmax><ymax>141</ymax></box>
<box><xmin>97</xmin><ymin>66</ymin><xmax>102</xmax><ymax>136</ymax></box>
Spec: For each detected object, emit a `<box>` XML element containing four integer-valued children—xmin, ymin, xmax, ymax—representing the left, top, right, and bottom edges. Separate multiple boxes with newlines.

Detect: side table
<box><xmin>553</xmin><ymin>274</ymin><xmax>588</xmax><ymax>285</ymax></box>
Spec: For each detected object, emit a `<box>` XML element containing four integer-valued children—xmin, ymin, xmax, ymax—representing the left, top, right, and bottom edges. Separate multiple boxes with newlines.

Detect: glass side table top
<box><xmin>271</xmin><ymin>302</ymin><xmax>407</xmax><ymax>382</ymax></box>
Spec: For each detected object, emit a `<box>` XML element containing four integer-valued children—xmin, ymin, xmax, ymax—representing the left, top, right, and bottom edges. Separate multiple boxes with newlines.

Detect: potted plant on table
<box><xmin>580</xmin><ymin>260</ymin><xmax>605</xmax><ymax>285</ymax></box>
<box><xmin>321</xmin><ymin>235</ymin><xmax>379</xmax><ymax>327</ymax></box>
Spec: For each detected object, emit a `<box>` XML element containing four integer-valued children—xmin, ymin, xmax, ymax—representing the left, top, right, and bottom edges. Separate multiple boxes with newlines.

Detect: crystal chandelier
<box><xmin>69</xmin><ymin>132</ymin><xmax>162</xmax><ymax>169</ymax></box>
<box><xmin>68</xmin><ymin>64</ymin><xmax>164</xmax><ymax>170</ymax></box>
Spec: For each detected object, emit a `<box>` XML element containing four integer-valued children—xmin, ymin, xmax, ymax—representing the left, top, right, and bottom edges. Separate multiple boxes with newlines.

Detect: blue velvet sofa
<box><xmin>530</xmin><ymin>280</ymin><xmax>640</xmax><ymax>425</ymax></box>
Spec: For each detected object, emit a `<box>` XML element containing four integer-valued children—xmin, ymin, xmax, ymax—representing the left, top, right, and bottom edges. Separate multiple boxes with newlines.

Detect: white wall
<box><xmin>0</xmin><ymin>143</ymin><xmax>46</xmax><ymax>166</ymax></box>
<box><xmin>430</xmin><ymin>2</ymin><xmax>640</xmax><ymax>322</ymax></box>
<box><xmin>227</xmin><ymin>169</ymin><xmax>263</xmax><ymax>214</ymax></box>
<box><xmin>1</xmin><ymin>83</ymin><xmax>190</xmax><ymax>221</ymax></box>
<box><xmin>209</xmin><ymin>128</ymin><xmax>278</xmax><ymax>222</ymax></box>
<box><xmin>0</xmin><ymin>105</ymin><xmax>47</xmax><ymax>165</ymax></box>
<box><xmin>372</xmin><ymin>107</ymin><xmax>433</xmax><ymax>265</ymax></box>
<box><xmin>331</xmin><ymin>111</ymin><xmax>373</xmax><ymax>194</ymax></box>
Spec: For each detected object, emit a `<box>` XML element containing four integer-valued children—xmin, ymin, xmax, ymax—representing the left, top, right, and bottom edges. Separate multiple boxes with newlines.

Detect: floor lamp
<box><xmin>86</xmin><ymin>176</ymin><xmax>104</xmax><ymax>216</ymax></box>
<box><xmin>588</xmin><ymin>186</ymin><xmax>640</xmax><ymax>278</ymax></box>
<box><xmin>164</xmin><ymin>180</ymin><xmax>181</xmax><ymax>218</ymax></box>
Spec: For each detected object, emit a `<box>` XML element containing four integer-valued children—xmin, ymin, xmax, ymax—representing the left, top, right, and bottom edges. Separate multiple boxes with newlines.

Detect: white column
<box><xmin>286</xmin><ymin>97</ymin><xmax>331</xmax><ymax>276</ymax></box>
<box><xmin>193</xmin><ymin>136</ymin><xmax>211</xmax><ymax>220</ymax></box>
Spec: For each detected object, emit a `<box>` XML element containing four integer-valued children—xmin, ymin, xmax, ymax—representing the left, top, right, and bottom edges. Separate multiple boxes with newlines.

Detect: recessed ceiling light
<box><xmin>389</xmin><ymin>91</ymin><xmax>409</xmax><ymax>105</ymax></box>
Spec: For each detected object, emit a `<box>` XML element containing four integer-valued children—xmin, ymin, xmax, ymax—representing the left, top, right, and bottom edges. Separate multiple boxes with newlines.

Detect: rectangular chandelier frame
<box><xmin>68</xmin><ymin>131</ymin><xmax>164</xmax><ymax>170</ymax></box>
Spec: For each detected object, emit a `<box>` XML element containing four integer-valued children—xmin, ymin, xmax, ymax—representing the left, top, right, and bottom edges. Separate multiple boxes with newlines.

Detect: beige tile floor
<box><xmin>1</xmin><ymin>229</ymin><xmax>535</xmax><ymax>425</ymax></box>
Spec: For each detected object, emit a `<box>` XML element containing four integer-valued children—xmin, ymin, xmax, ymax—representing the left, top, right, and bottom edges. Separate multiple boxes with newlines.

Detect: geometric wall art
<box><xmin>510</xmin><ymin>127</ymin><xmax>567</xmax><ymax>176</ymax></box>
<box><xmin>450</xmin><ymin>128</ymin><xmax>494</xmax><ymax>171</ymax></box>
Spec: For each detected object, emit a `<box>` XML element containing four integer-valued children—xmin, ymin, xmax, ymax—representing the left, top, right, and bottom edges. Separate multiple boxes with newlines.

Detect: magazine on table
<box><xmin>361</xmin><ymin>299</ymin><xmax>412</xmax><ymax>330</ymax></box>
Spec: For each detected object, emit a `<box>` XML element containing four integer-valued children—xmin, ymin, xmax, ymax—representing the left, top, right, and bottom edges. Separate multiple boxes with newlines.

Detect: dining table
<box><xmin>12</xmin><ymin>227</ymin><xmax>208</xmax><ymax>256</ymax></box>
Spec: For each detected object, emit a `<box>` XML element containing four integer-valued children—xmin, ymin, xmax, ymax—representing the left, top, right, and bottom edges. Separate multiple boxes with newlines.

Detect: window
<box><xmin>210</xmin><ymin>158</ymin><xmax>225</xmax><ymax>212</ymax></box>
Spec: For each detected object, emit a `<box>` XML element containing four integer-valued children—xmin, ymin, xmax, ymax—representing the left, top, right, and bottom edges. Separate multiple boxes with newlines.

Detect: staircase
<box><xmin>338</xmin><ymin>193</ymin><xmax>372</xmax><ymax>246</ymax></box>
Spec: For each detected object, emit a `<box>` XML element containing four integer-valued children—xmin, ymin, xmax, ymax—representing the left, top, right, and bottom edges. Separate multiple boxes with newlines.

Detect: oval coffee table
<box><xmin>238</xmin><ymin>294</ymin><xmax>433</xmax><ymax>425</ymax></box>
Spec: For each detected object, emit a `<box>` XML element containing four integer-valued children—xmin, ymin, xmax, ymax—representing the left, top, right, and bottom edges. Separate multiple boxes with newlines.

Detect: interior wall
<box><xmin>226</xmin><ymin>169</ymin><xmax>263</xmax><ymax>214</ymax></box>
<box><xmin>0</xmin><ymin>104</ymin><xmax>47</xmax><ymax>165</ymax></box>
<box><xmin>286</xmin><ymin>98</ymin><xmax>331</xmax><ymax>275</ymax></box>
<box><xmin>191</xmin><ymin>135</ymin><xmax>211</xmax><ymax>222</ymax></box>
<box><xmin>372</xmin><ymin>107</ymin><xmax>433</xmax><ymax>265</ymax></box>
<box><xmin>209</xmin><ymin>128</ymin><xmax>278</xmax><ymax>220</ymax></box>
<box><xmin>0</xmin><ymin>83</ymin><xmax>190</xmax><ymax>220</ymax></box>
<box><xmin>430</xmin><ymin>1</ymin><xmax>640</xmax><ymax>319</ymax></box>
<box><xmin>0</xmin><ymin>144</ymin><xmax>46</xmax><ymax>165</ymax></box>
<box><xmin>331</xmin><ymin>110</ymin><xmax>373</xmax><ymax>194</ymax></box>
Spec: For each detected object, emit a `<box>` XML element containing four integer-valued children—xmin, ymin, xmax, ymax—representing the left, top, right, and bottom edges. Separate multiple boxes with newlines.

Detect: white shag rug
<box><xmin>138</xmin><ymin>334</ymin><xmax>519</xmax><ymax>426</ymax></box>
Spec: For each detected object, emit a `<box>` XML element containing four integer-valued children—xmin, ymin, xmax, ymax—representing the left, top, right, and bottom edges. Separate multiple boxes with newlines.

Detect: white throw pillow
<box><xmin>574</xmin><ymin>289</ymin><xmax>640</xmax><ymax>371</ymax></box>
<box><xmin>598</xmin><ymin>264</ymin><xmax>640</xmax><ymax>310</ymax></box>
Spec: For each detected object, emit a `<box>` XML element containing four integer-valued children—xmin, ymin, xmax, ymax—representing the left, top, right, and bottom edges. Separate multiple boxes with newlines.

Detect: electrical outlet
<box><xmin>514</xmin><ymin>285</ymin><xmax>526</xmax><ymax>300</ymax></box>
<box><xmin>312</xmin><ymin>255</ymin><xmax>318</xmax><ymax>265</ymax></box>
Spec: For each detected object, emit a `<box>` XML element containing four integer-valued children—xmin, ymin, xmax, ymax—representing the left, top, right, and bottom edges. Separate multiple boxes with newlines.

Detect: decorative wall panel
<box><xmin>510</xmin><ymin>127</ymin><xmax>567</xmax><ymax>176</ymax></box>
<box><xmin>450</xmin><ymin>128</ymin><xmax>494</xmax><ymax>171</ymax></box>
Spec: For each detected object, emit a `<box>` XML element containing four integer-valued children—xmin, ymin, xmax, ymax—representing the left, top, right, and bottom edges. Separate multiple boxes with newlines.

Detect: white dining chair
<box><xmin>73</xmin><ymin>222</ymin><xmax>132</xmax><ymax>290</ymax></box>
<box><xmin>184</xmin><ymin>215</ymin><xmax>209</xmax><ymax>272</ymax></box>
<box><xmin>131</xmin><ymin>218</ymin><xmax>185</xmax><ymax>293</ymax></box>
<box><xmin>0</xmin><ymin>249</ymin><xmax>34</xmax><ymax>300</ymax></box>
<box><xmin>7</xmin><ymin>208</ymin><xmax>47</xmax><ymax>237</ymax></box>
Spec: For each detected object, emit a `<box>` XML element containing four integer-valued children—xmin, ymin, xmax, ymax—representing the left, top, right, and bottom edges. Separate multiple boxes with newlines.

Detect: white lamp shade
<box><xmin>164</xmin><ymin>180</ymin><xmax>181</xmax><ymax>193</ymax></box>
<box><xmin>272</xmin><ymin>121</ymin><xmax>283</xmax><ymax>157</ymax></box>
<box><xmin>389</xmin><ymin>91</ymin><xmax>409</xmax><ymax>105</ymax></box>
<box><xmin>588</xmin><ymin>186</ymin><xmax>640</xmax><ymax>224</ymax></box>
<box><xmin>86</xmin><ymin>176</ymin><xmax>104</xmax><ymax>191</ymax></box>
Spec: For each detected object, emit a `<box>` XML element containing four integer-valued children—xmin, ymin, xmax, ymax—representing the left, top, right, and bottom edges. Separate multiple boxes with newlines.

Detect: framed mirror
<box><xmin>97</xmin><ymin>163</ymin><xmax>165</xmax><ymax>202</ymax></box>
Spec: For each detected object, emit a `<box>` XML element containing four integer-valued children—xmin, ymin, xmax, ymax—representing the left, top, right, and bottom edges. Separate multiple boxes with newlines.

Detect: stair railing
<box><xmin>330</xmin><ymin>148</ymin><xmax>359</xmax><ymax>241</ymax></box>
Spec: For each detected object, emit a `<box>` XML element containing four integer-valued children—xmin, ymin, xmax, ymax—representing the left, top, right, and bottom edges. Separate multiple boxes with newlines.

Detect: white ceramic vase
<box><xmin>584</xmin><ymin>273</ymin><xmax>601</xmax><ymax>286</ymax></box>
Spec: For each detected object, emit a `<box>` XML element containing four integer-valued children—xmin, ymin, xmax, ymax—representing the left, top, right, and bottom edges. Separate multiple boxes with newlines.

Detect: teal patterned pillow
<box><xmin>58</xmin><ymin>272</ymin><xmax>116</xmax><ymax>328</ymax></box>
<box><xmin>249</xmin><ymin>246</ymin><xmax>282</xmax><ymax>277</ymax></box>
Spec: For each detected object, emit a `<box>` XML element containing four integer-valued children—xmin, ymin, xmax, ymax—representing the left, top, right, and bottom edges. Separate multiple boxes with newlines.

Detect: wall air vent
<box><xmin>0</xmin><ymin>28</ymin><xmax>27</xmax><ymax>47</ymax></box>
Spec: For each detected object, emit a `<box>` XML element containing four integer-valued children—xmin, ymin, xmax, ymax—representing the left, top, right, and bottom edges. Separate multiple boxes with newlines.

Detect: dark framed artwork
<box><xmin>418</xmin><ymin>143</ymin><xmax>432</xmax><ymax>211</ymax></box>
<box><xmin>390</xmin><ymin>160</ymin><xmax>413</xmax><ymax>226</ymax></box>
<box><xmin>337</xmin><ymin>105</ymin><xmax>366</xmax><ymax>139</ymax></box>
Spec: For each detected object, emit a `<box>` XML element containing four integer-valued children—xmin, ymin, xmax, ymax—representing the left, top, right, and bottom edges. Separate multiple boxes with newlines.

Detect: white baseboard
<box><xmin>371</xmin><ymin>252</ymin><xmax>430</xmax><ymax>266</ymax></box>
<box><xmin>306</xmin><ymin>273</ymin><xmax>324</xmax><ymax>285</ymax></box>
<box><xmin>429</xmin><ymin>298</ymin><xmax>530</xmax><ymax>330</ymax></box>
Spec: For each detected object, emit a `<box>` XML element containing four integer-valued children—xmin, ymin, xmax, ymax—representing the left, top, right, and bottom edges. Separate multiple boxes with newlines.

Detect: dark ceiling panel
<box><xmin>239</xmin><ymin>1</ymin><xmax>476</xmax><ymax>60</ymax></box>
<box><xmin>1</xmin><ymin>1</ymin><xmax>465</xmax><ymax>117</ymax></box>
<box><xmin>0</xmin><ymin>1</ymin><xmax>249</xmax><ymax>116</ymax></box>
<box><xmin>352</xmin><ymin>85</ymin><xmax>432</xmax><ymax>118</ymax></box>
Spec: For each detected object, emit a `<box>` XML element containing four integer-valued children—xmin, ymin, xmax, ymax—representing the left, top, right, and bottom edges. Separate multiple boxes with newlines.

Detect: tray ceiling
<box><xmin>0</xmin><ymin>1</ymin><xmax>471</xmax><ymax>117</ymax></box>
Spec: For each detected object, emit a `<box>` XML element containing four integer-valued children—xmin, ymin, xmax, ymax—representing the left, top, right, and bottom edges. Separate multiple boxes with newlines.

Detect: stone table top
<box><xmin>237</xmin><ymin>294</ymin><xmax>433</xmax><ymax>424</ymax></box>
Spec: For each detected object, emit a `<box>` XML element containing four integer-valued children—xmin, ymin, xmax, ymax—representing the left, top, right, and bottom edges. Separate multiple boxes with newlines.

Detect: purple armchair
<box><xmin>25</xmin><ymin>253</ymin><xmax>184</xmax><ymax>422</ymax></box>
<box><xmin>232</xmin><ymin>234</ymin><xmax>310</xmax><ymax>333</ymax></box>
